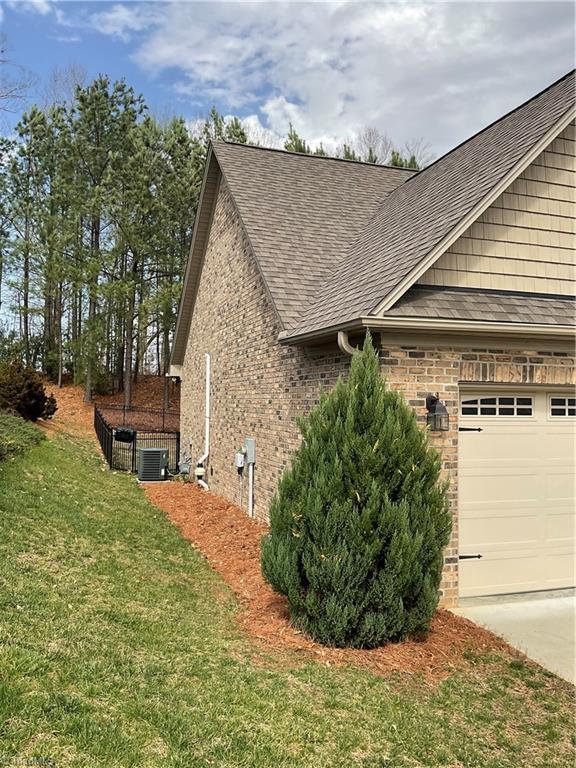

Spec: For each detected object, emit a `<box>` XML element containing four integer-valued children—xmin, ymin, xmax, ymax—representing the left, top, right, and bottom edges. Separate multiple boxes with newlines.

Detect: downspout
<box><xmin>196</xmin><ymin>352</ymin><xmax>210</xmax><ymax>490</ymax></box>
<box><xmin>337</xmin><ymin>330</ymin><xmax>357</xmax><ymax>356</ymax></box>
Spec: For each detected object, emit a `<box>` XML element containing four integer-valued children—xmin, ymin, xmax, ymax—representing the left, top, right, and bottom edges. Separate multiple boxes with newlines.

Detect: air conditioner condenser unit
<box><xmin>137</xmin><ymin>447</ymin><xmax>169</xmax><ymax>482</ymax></box>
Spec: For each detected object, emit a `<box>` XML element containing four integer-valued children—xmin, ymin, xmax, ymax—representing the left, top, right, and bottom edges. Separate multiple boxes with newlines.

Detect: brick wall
<box><xmin>181</xmin><ymin>180</ymin><xmax>575</xmax><ymax>606</ymax></box>
<box><xmin>180</xmin><ymin>180</ymin><xmax>350</xmax><ymax>517</ymax></box>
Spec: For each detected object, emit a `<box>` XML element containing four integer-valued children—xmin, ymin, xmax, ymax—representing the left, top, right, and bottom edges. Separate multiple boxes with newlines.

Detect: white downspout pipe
<box><xmin>196</xmin><ymin>353</ymin><xmax>210</xmax><ymax>490</ymax></box>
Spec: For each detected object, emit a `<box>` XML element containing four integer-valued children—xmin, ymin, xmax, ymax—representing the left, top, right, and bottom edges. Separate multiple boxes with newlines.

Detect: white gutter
<box><xmin>361</xmin><ymin>316</ymin><xmax>576</xmax><ymax>337</ymax></box>
<box><xmin>196</xmin><ymin>352</ymin><xmax>210</xmax><ymax>490</ymax></box>
<box><xmin>281</xmin><ymin>316</ymin><xmax>575</xmax><ymax>346</ymax></box>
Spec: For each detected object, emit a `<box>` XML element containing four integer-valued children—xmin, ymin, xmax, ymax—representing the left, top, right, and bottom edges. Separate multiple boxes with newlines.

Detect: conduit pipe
<box><xmin>196</xmin><ymin>352</ymin><xmax>210</xmax><ymax>490</ymax></box>
<box><xmin>247</xmin><ymin>462</ymin><xmax>254</xmax><ymax>518</ymax></box>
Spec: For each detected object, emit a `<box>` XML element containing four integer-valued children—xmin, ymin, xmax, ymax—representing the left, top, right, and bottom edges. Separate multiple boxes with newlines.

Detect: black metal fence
<box><xmin>95</xmin><ymin>403</ymin><xmax>179</xmax><ymax>432</ymax></box>
<box><xmin>94</xmin><ymin>407</ymin><xmax>180</xmax><ymax>474</ymax></box>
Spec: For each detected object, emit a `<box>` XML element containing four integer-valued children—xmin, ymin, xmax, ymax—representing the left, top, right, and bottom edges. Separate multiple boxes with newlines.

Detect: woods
<box><xmin>0</xmin><ymin>76</ymin><xmax>218</xmax><ymax>404</ymax></box>
<box><xmin>0</xmin><ymin>74</ymin><xmax>427</xmax><ymax>405</ymax></box>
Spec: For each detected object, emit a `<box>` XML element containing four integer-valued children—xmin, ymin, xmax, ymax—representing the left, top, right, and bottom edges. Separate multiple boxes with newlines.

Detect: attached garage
<box><xmin>458</xmin><ymin>388</ymin><xmax>575</xmax><ymax>598</ymax></box>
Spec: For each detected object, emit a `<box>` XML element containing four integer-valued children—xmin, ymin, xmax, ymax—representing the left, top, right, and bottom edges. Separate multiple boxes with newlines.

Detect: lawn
<box><xmin>0</xmin><ymin>423</ymin><xmax>573</xmax><ymax>767</ymax></box>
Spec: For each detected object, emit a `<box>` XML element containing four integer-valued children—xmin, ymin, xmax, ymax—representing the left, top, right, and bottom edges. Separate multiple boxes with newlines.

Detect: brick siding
<box><xmin>181</xmin><ymin>180</ymin><xmax>575</xmax><ymax>606</ymax></box>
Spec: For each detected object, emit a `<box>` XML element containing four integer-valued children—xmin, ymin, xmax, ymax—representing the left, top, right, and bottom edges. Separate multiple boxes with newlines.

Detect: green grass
<box><xmin>0</xmin><ymin>431</ymin><xmax>573</xmax><ymax>768</ymax></box>
<box><xmin>0</xmin><ymin>411</ymin><xmax>44</xmax><ymax>461</ymax></box>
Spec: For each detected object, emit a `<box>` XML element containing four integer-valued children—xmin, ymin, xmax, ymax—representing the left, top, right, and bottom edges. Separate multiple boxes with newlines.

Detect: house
<box><xmin>170</xmin><ymin>71</ymin><xmax>575</xmax><ymax>606</ymax></box>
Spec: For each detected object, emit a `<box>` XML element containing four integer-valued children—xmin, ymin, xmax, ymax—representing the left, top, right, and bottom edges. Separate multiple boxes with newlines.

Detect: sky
<box><xmin>1</xmin><ymin>0</ymin><xmax>575</xmax><ymax>158</ymax></box>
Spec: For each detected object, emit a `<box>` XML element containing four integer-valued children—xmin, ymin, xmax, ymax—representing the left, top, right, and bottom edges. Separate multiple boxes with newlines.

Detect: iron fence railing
<box><xmin>94</xmin><ymin>406</ymin><xmax>180</xmax><ymax>474</ymax></box>
<box><xmin>95</xmin><ymin>403</ymin><xmax>179</xmax><ymax>432</ymax></box>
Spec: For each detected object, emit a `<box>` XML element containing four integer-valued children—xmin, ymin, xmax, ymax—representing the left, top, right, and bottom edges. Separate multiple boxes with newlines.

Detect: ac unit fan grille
<box><xmin>137</xmin><ymin>448</ymin><xmax>168</xmax><ymax>482</ymax></box>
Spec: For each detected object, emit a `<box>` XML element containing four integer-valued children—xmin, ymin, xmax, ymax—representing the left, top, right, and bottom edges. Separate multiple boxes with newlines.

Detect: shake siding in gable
<box><xmin>418</xmin><ymin>123</ymin><xmax>576</xmax><ymax>295</ymax></box>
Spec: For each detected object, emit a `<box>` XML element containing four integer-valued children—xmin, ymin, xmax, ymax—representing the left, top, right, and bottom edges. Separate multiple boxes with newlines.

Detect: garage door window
<box><xmin>550</xmin><ymin>396</ymin><xmax>576</xmax><ymax>417</ymax></box>
<box><xmin>461</xmin><ymin>395</ymin><xmax>533</xmax><ymax>417</ymax></box>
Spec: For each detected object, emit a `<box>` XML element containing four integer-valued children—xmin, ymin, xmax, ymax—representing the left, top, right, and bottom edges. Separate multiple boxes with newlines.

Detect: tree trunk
<box><xmin>23</xmin><ymin>217</ymin><xmax>31</xmax><ymax>367</ymax></box>
<box><xmin>162</xmin><ymin>324</ymin><xmax>170</xmax><ymax>410</ymax></box>
<box><xmin>84</xmin><ymin>215</ymin><xmax>100</xmax><ymax>403</ymax></box>
<box><xmin>123</xmin><ymin>281</ymin><xmax>136</xmax><ymax>409</ymax></box>
<box><xmin>56</xmin><ymin>282</ymin><xmax>63</xmax><ymax>388</ymax></box>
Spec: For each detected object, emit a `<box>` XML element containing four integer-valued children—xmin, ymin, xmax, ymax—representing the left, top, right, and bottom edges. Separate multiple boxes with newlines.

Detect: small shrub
<box><xmin>0</xmin><ymin>360</ymin><xmax>58</xmax><ymax>421</ymax></box>
<box><xmin>261</xmin><ymin>334</ymin><xmax>452</xmax><ymax>648</ymax></box>
<box><xmin>0</xmin><ymin>411</ymin><xmax>44</xmax><ymax>461</ymax></box>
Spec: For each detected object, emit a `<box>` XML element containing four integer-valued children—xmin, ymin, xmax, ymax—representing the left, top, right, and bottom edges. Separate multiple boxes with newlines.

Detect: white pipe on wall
<box><xmin>247</xmin><ymin>463</ymin><xmax>254</xmax><ymax>518</ymax></box>
<box><xmin>196</xmin><ymin>352</ymin><xmax>211</xmax><ymax>488</ymax></box>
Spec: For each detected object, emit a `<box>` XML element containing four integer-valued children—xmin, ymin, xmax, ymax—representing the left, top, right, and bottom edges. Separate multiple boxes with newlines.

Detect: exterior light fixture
<box><xmin>426</xmin><ymin>393</ymin><xmax>450</xmax><ymax>432</ymax></box>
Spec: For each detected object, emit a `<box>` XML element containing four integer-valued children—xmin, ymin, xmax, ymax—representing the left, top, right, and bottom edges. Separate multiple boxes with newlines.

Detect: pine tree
<box><xmin>365</xmin><ymin>146</ymin><xmax>378</xmax><ymax>164</ymax></box>
<box><xmin>284</xmin><ymin>123</ymin><xmax>310</xmax><ymax>154</ymax></box>
<box><xmin>390</xmin><ymin>149</ymin><xmax>420</xmax><ymax>169</ymax></box>
<box><xmin>340</xmin><ymin>143</ymin><xmax>360</xmax><ymax>161</ymax></box>
<box><xmin>261</xmin><ymin>334</ymin><xmax>451</xmax><ymax>648</ymax></box>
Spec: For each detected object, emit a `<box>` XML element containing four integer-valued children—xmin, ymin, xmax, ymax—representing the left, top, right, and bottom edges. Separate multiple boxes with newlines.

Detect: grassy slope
<box><xmin>0</xmin><ymin>411</ymin><xmax>44</xmax><ymax>460</ymax></box>
<box><xmin>0</xmin><ymin>431</ymin><xmax>573</xmax><ymax>768</ymax></box>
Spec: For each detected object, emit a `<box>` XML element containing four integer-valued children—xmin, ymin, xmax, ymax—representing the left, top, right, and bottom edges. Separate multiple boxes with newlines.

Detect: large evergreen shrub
<box><xmin>261</xmin><ymin>335</ymin><xmax>452</xmax><ymax>648</ymax></box>
<box><xmin>0</xmin><ymin>360</ymin><xmax>58</xmax><ymax>421</ymax></box>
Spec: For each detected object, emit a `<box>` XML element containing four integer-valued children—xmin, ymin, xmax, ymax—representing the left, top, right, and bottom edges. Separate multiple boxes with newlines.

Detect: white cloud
<box><xmin>50</xmin><ymin>34</ymin><xmax>81</xmax><ymax>44</ymax></box>
<box><xmin>6</xmin><ymin>0</ymin><xmax>54</xmax><ymax>15</ymax></box>
<box><xmin>85</xmin><ymin>1</ymin><xmax>575</xmax><ymax>156</ymax></box>
<box><xmin>88</xmin><ymin>3</ymin><xmax>162</xmax><ymax>42</ymax></box>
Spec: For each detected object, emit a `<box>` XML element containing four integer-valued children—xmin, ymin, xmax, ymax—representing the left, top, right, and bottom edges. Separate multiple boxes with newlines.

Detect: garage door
<box><xmin>459</xmin><ymin>389</ymin><xmax>575</xmax><ymax>598</ymax></box>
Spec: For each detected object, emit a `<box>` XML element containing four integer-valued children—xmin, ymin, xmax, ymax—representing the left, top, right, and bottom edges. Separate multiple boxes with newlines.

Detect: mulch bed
<box><xmin>144</xmin><ymin>481</ymin><xmax>513</xmax><ymax>679</ymax></box>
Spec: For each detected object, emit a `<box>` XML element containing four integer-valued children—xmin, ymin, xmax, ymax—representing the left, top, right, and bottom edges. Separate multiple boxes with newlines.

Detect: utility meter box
<box><xmin>235</xmin><ymin>451</ymin><xmax>245</xmax><ymax>470</ymax></box>
<box><xmin>244</xmin><ymin>438</ymin><xmax>256</xmax><ymax>464</ymax></box>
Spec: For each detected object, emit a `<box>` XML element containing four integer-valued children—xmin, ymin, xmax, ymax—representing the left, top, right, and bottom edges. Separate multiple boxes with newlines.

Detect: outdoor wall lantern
<box><xmin>425</xmin><ymin>393</ymin><xmax>450</xmax><ymax>432</ymax></box>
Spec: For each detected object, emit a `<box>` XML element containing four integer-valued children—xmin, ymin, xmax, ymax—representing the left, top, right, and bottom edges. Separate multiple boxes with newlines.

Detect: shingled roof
<box><xmin>212</xmin><ymin>143</ymin><xmax>414</xmax><ymax>329</ymax></box>
<box><xmin>385</xmin><ymin>286</ymin><xmax>576</xmax><ymax>326</ymax></box>
<box><xmin>287</xmin><ymin>69</ymin><xmax>575</xmax><ymax>340</ymax></box>
<box><xmin>172</xmin><ymin>71</ymin><xmax>575</xmax><ymax>367</ymax></box>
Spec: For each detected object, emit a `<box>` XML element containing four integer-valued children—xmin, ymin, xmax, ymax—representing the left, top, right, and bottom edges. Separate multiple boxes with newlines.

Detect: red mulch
<box><xmin>144</xmin><ymin>481</ymin><xmax>512</xmax><ymax>679</ymax></box>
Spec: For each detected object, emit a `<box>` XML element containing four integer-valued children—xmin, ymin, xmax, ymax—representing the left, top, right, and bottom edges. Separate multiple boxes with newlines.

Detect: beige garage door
<box><xmin>459</xmin><ymin>389</ymin><xmax>575</xmax><ymax>598</ymax></box>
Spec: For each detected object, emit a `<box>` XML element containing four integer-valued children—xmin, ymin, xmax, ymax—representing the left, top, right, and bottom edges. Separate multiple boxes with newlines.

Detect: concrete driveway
<box><xmin>453</xmin><ymin>589</ymin><xmax>575</xmax><ymax>683</ymax></box>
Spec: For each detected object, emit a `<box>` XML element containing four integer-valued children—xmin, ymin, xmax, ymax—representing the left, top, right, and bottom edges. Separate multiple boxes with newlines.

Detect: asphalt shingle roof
<box><xmin>385</xmin><ymin>286</ymin><xmax>576</xmax><ymax>326</ymax></box>
<box><xmin>289</xmin><ymin>70</ymin><xmax>575</xmax><ymax>338</ymax></box>
<box><xmin>212</xmin><ymin>143</ymin><xmax>414</xmax><ymax>330</ymax></box>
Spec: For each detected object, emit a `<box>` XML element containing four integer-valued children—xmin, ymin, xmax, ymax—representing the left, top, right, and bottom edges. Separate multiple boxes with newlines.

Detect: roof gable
<box><xmin>171</xmin><ymin>144</ymin><xmax>413</xmax><ymax>365</ymax></box>
<box><xmin>212</xmin><ymin>142</ymin><xmax>414</xmax><ymax>330</ymax></box>
<box><xmin>414</xmin><ymin>121</ymin><xmax>575</xmax><ymax>296</ymax></box>
<box><xmin>289</xmin><ymin>70</ymin><xmax>575</xmax><ymax>340</ymax></box>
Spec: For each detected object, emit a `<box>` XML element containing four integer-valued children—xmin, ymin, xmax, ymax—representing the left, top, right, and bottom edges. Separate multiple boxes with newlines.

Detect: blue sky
<box><xmin>1</xmin><ymin>1</ymin><xmax>575</xmax><ymax>156</ymax></box>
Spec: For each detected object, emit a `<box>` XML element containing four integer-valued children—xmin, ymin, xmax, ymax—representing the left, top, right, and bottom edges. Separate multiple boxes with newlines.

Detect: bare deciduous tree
<box><xmin>0</xmin><ymin>34</ymin><xmax>35</xmax><ymax>117</ymax></box>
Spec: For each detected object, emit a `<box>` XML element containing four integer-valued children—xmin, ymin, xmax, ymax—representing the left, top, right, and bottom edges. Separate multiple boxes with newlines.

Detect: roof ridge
<box><xmin>214</xmin><ymin>139</ymin><xmax>417</xmax><ymax>173</ymax></box>
<box><xmin>404</xmin><ymin>69</ymin><xmax>575</xmax><ymax>185</ymax></box>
